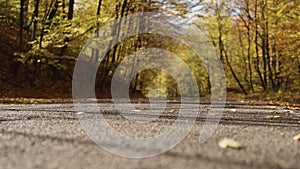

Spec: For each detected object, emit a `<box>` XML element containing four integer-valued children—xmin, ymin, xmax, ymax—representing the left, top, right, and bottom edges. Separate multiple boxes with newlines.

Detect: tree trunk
<box><xmin>254</xmin><ymin>0</ymin><xmax>265</xmax><ymax>90</ymax></box>
<box><xmin>260</xmin><ymin>0</ymin><xmax>268</xmax><ymax>89</ymax></box>
<box><xmin>62</xmin><ymin>0</ymin><xmax>66</xmax><ymax>19</ymax></box>
<box><xmin>59</xmin><ymin>0</ymin><xmax>74</xmax><ymax>55</ymax></box>
<box><xmin>31</xmin><ymin>0</ymin><xmax>39</xmax><ymax>42</ymax></box>
<box><xmin>89</xmin><ymin>0</ymin><xmax>102</xmax><ymax>64</ymax></box>
<box><xmin>97</xmin><ymin>0</ymin><xmax>102</xmax><ymax>15</ymax></box>
<box><xmin>265</xmin><ymin>19</ymin><xmax>275</xmax><ymax>90</ymax></box>
<box><xmin>23</xmin><ymin>0</ymin><xmax>30</xmax><ymax>30</ymax></box>
<box><xmin>39</xmin><ymin>0</ymin><xmax>60</xmax><ymax>48</ymax></box>
<box><xmin>19</xmin><ymin>0</ymin><xmax>25</xmax><ymax>52</ymax></box>
<box><xmin>245</xmin><ymin>1</ymin><xmax>253</xmax><ymax>91</ymax></box>
<box><xmin>68</xmin><ymin>0</ymin><xmax>74</xmax><ymax>20</ymax></box>
<box><xmin>224</xmin><ymin>48</ymin><xmax>248</xmax><ymax>95</ymax></box>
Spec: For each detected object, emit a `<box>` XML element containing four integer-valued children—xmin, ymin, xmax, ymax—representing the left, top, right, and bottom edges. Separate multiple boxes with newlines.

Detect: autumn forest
<box><xmin>0</xmin><ymin>0</ymin><xmax>299</xmax><ymax>102</ymax></box>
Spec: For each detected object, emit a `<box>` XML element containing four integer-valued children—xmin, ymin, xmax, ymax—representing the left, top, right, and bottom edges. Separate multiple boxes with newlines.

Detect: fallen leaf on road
<box><xmin>293</xmin><ymin>134</ymin><xmax>300</xmax><ymax>141</ymax></box>
<box><xmin>169</xmin><ymin>109</ymin><xmax>177</xmax><ymax>113</ymax></box>
<box><xmin>264</xmin><ymin>115</ymin><xmax>281</xmax><ymax>119</ymax></box>
<box><xmin>218</xmin><ymin>138</ymin><xmax>242</xmax><ymax>149</ymax></box>
<box><xmin>284</xmin><ymin>106</ymin><xmax>300</xmax><ymax>111</ymax></box>
<box><xmin>76</xmin><ymin>112</ymin><xmax>85</xmax><ymax>115</ymax></box>
<box><xmin>230</xmin><ymin>109</ymin><xmax>237</xmax><ymax>112</ymax></box>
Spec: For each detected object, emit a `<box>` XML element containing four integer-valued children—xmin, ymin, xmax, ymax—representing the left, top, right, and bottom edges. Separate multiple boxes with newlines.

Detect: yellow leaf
<box><xmin>293</xmin><ymin>134</ymin><xmax>300</xmax><ymax>141</ymax></box>
<box><xmin>169</xmin><ymin>109</ymin><xmax>177</xmax><ymax>113</ymax></box>
<box><xmin>76</xmin><ymin>112</ymin><xmax>85</xmax><ymax>115</ymax></box>
<box><xmin>264</xmin><ymin>115</ymin><xmax>281</xmax><ymax>119</ymax></box>
<box><xmin>218</xmin><ymin>138</ymin><xmax>242</xmax><ymax>149</ymax></box>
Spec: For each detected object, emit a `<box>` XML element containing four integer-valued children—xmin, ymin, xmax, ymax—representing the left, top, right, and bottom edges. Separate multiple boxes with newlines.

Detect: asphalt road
<box><xmin>0</xmin><ymin>100</ymin><xmax>299</xmax><ymax>169</ymax></box>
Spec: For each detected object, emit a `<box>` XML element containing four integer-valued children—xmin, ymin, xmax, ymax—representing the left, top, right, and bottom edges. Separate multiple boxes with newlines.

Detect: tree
<box><xmin>68</xmin><ymin>0</ymin><xmax>74</xmax><ymax>20</ymax></box>
<box><xmin>19</xmin><ymin>0</ymin><xmax>25</xmax><ymax>51</ymax></box>
<box><xmin>31</xmin><ymin>0</ymin><xmax>39</xmax><ymax>42</ymax></box>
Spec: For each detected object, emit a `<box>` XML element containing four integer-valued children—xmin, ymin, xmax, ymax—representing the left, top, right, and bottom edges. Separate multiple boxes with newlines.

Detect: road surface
<box><xmin>0</xmin><ymin>100</ymin><xmax>299</xmax><ymax>169</ymax></box>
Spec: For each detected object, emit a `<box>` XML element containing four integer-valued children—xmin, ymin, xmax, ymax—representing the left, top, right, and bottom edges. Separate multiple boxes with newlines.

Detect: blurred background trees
<box><xmin>0</xmin><ymin>0</ymin><xmax>299</xmax><ymax>99</ymax></box>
